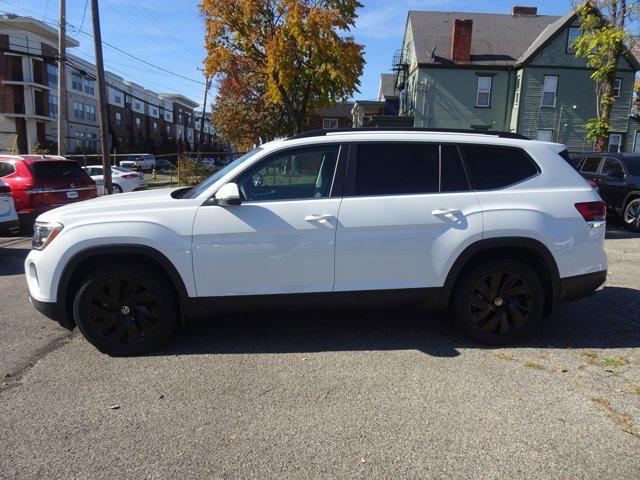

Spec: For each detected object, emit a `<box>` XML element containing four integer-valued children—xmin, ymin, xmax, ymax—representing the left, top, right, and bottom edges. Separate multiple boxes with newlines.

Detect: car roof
<box><xmin>0</xmin><ymin>154</ymin><xmax>73</xmax><ymax>164</ymax></box>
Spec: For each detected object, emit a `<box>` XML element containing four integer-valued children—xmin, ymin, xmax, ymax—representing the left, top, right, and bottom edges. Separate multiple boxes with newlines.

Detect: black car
<box><xmin>575</xmin><ymin>152</ymin><xmax>640</xmax><ymax>231</ymax></box>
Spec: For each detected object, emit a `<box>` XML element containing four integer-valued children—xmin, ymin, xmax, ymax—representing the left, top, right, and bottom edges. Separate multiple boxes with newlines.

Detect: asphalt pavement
<box><xmin>0</xmin><ymin>224</ymin><xmax>638</xmax><ymax>479</ymax></box>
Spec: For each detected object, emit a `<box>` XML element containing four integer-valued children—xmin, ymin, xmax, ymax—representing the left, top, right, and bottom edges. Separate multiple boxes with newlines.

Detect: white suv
<box><xmin>25</xmin><ymin>130</ymin><xmax>608</xmax><ymax>355</ymax></box>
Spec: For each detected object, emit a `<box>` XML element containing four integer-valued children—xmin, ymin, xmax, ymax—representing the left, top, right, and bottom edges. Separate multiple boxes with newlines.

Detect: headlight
<box><xmin>32</xmin><ymin>222</ymin><xmax>63</xmax><ymax>250</ymax></box>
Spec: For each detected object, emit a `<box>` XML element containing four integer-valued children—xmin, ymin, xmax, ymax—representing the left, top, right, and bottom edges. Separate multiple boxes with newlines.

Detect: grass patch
<box><xmin>523</xmin><ymin>361</ymin><xmax>546</xmax><ymax>371</ymax></box>
<box><xmin>590</xmin><ymin>397</ymin><xmax>639</xmax><ymax>438</ymax></box>
<box><xmin>601</xmin><ymin>357</ymin><xmax>630</xmax><ymax>368</ymax></box>
<box><xmin>493</xmin><ymin>352</ymin><xmax>513</xmax><ymax>361</ymax></box>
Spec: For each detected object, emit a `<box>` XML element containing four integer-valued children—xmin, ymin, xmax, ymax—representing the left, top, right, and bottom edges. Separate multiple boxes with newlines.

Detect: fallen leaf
<box><xmin>107</xmin><ymin>404</ymin><xmax>121</xmax><ymax>410</ymax></box>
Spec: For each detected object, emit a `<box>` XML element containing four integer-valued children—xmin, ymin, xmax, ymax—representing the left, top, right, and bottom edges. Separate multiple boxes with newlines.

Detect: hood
<box><xmin>35</xmin><ymin>187</ymin><xmax>199</xmax><ymax>226</ymax></box>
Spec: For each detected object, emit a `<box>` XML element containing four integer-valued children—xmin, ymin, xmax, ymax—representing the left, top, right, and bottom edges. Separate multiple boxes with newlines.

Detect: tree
<box><xmin>200</xmin><ymin>0</ymin><xmax>365</xmax><ymax>143</ymax></box>
<box><xmin>573</xmin><ymin>0</ymin><xmax>635</xmax><ymax>151</ymax></box>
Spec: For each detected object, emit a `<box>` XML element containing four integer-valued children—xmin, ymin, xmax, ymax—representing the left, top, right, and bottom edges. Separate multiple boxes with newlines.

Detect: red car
<box><xmin>0</xmin><ymin>155</ymin><xmax>97</xmax><ymax>227</ymax></box>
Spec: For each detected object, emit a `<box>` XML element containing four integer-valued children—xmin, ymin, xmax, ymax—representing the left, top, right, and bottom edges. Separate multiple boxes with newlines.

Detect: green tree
<box><xmin>200</xmin><ymin>0</ymin><xmax>365</xmax><ymax>141</ymax></box>
<box><xmin>573</xmin><ymin>0</ymin><xmax>635</xmax><ymax>151</ymax></box>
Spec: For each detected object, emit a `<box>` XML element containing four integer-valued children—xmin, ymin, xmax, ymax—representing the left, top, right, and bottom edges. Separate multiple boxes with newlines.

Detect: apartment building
<box><xmin>0</xmin><ymin>13</ymin><xmax>218</xmax><ymax>155</ymax></box>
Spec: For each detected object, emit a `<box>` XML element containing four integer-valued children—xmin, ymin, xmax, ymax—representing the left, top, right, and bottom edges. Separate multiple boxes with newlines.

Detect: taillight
<box><xmin>575</xmin><ymin>201</ymin><xmax>606</xmax><ymax>222</ymax></box>
<box><xmin>121</xmin><ymin>173</ymin><xmax>137</xmax><ymax>179</ymax></box>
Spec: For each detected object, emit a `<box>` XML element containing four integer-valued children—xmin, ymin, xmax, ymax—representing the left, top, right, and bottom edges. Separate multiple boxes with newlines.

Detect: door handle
<box><xmin>305</xmin><ymin>214</ymin><xmax>335</xmax><ymax>222</ymax></box>
<box><xmin>432</xmin><ymin>208</ymin><xmax>462</xmax><ymax>219</ymax></box>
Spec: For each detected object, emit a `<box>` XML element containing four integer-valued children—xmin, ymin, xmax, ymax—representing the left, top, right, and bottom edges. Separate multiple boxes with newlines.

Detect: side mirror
<box><xmin>607</xmin><ymin>169</ymin><xmax>625</xmax><ymax>179</ymax></box>
<box><xmin>214</xmin><ymin>182</ymin><xmax>241</xmax><ymax>206</ymax></box>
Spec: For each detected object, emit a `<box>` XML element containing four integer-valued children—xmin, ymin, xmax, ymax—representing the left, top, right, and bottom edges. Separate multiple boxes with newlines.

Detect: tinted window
<box><xmin>236</xmin><ymin>145</ymin><xmax>339</xmax><ymax>201</ymax></box>
<box><xmin>356</xmin><ymin>143</ymin><xmax>439</xmax><ymax>196</ymax></box>
<box><xmin>624</xmin><ymin>157</ymin><xmax>640</xmax><ymax>176</ymax></box>
<box><xmin>441</xmin><ymin>145</ymin><xmax>470</xmax><ymax>192</ymax></box>
<box><xmin>0</xmin><ymin>162</ymin><xmax>15</xmax><ymax>177</ymax></box>
<box><xmin>602</xmin><ymin>158</ymin><xmax>624</xmax><ymax>176</ymax></box>
<box><xmin>460</xmin><ymin>145</ymin><xmax>539</xmax><ymax>190</ymax></box>
<box><xmin>581</xmin><ymin>156</ymin><xmax>602</xmax><ymax>173</ymax></box>
<box><xmin>30</xmin><ymin>161</ymin><xmax>85</xmax><ymax>179</ymax></box>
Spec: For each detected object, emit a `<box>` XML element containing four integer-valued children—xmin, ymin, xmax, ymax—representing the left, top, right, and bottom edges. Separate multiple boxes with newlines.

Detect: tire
<box><xmin>623</xmin><ymin>198</ymin><xmax>640</xmax><ymax>232</ymax></box>
<box><xmin>73</xmin><ymin>263</ymin><xmax>179</xmax><ymax>355</ymax></box>
<box><xmin>112</xmin><ymin>184</ymin><xmax>123</xmax><ymax>194</ymax></box>
<box><xmin>451</xmin><ymin>258</ymin><xmax>545</xmax><ymax>345</ymax></box>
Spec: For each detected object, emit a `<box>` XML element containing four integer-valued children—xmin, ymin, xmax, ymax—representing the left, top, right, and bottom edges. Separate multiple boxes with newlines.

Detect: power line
<box><xmin>77</xmin><ymin>0</ymin><xmax>89</xmax><ymax>35</ymax></box>
<box><xmin>122</xmin><ymin>0</ymin><xmax>192</xmax><ymax>52</ymax></box>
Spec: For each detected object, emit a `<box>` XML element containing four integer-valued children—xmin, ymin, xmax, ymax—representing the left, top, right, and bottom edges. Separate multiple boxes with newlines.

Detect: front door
<box><xmin>192</xmin><ymin>144</ymin><xmax>343</xmax><ymax>297</ymax></box>
<box><xmin>334</xmin><ymin>142</ymin><xmax>483</xmax><ymax>294</ymax></box>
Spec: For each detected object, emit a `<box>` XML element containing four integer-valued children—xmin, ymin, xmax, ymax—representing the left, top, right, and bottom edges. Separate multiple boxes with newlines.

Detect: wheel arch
<box><xmin>439</xmin><ymin>237</ymin><xmax>560</xmax><ymax>315</ymax></box>
<box><xmin>623</xmin><ymin>190</ymin><xmax>640</xmax><ymax>207</ymax></box>
<box><xmin>58</xmin><ymin>244</ymin><xmax>200</xmax><ymax>328</ymax></box>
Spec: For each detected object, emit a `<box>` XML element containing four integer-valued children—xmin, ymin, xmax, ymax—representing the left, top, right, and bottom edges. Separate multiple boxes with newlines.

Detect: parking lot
<box><xmin>0</xmin><ymin>221</ymin><xmax>638</xmax><ymax>479</ymax></box>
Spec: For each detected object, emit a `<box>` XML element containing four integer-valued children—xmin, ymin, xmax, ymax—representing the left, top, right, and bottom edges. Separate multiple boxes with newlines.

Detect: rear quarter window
<box><xmin>30</xmin><ymin>161</ymin><xmax>86</xmax><ymax>179</ymax></box>
<box><xmin>460</xmin><ymin>145</ymin><xmax>540</xmax><ymax>190</ymax></box>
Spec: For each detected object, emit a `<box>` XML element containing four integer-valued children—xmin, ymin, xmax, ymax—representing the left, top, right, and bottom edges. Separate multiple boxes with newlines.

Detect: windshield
<box><xmin>113</xmin><ymin>166</ymin><xmax>134</xmax><ymax>173</ymax></box>
<box><xmin>625</xmin><ymin>157</ymin><xmax>640</xmax><ymax>176</ymax></box>
<box><xmin>182</xmin><ymin>147</ymin><xmax>263</xmax><ymax>199</ymax></box>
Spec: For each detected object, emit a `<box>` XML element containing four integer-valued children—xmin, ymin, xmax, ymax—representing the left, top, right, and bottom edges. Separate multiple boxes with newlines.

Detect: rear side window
<box><xmin>460</xmin><ymin>145</ymin><xmax>540</xmax><ymax>190</ymax></box>
<box><xmin>0</xmin><ymin>162</ymin><xmax>15</xmax><ymax>177</ymax></box>
<box><xmin>601</xmin><ymin>158</ymin><xmax>624</xmax><ymax>176</ymax></box>
<box><xmin>30</xmin><ymin>161</ymin><xmax>86</xmax><ymax>179</ymax></box>
<box><xmin>355</xmin><ymin>143</ymin><xmax>439</xmax><ymax>195</ymax></box>
<box><xmin>581</xmin><ymin>156</ymin><xmax>602</xmax><ymax>173</ymax></box>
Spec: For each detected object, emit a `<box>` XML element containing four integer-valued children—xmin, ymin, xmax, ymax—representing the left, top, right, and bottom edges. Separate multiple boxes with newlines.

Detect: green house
<box><xmin>394</xmin><ymin>6</ymin><xmax>640</xmax><ymax>152</ymax></box>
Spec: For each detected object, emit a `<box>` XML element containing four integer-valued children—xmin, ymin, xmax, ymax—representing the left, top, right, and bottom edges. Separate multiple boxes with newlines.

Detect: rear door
<box><xmin>334</xmin><ymin>142</ymin><xmax>483</xmax><ymax>297</ymax></box>
<box><xmin>598</xmin><ymin>157</ymin><xmax>628</xmax><ymax>208</ymax></box>
<box><xmin>579</xmin><ymin>155</ymin><xmax>604</xmax><ymax>184</ymax></box>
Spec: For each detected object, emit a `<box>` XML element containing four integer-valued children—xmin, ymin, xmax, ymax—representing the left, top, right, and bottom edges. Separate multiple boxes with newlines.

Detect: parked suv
<box><xmin>25</xmin><ymin>130</ymin><xmax>608</xmax><ymax>355</ymax></box>
<box><xmin>575</xmin><ymin>152</ymin><xmax>640</xmax><ymax>231</ymax></box>
<box><xmin>0</xmin><ymin>155</ymin><xmax>97</xmax><ymax>228</ymax></box>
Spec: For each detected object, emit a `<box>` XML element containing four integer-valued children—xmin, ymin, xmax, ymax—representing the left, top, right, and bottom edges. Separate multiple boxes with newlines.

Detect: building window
<box><xmin>608</xmin><ymin>133</ymin><xmax>622</xmax><ymax>153</ymax></box>
<box><xmin>86</xmin><ymin>105</ymin><xmax>96</xmax><ymax>121</ymax></box>
<box><xmin>513</xmin><ymin>76</ymin><xmax>522</xmax><ymax>107</ymax></box>
<box><xmin>166</xmin><ymin>125</ymin><xmax>171</xmax><ymax>135</ymax></box>
<box><xmin>152</xmin><ymin>107</ymin><xmax>158</xmax><ymax>116</ymax></box>
<box><xmin>153</xmin><ymin>121</ymin><xmax>158</xmax><ymax>132</ymax></box>
<box><xmin>475</xmin><ymin>76</ymin><xmax>492</xmax><ymax>108</ymax></box>
<box><xmin>178</xmin><ymin>114</ymin><xmax>183</xmax><ymax>123</ymax></box>
<box><xmin>536</xmin><ymin>129</ymin><xmax>553</xmax><ymax>142</ymax></box>
<box><xmin>71</xmin><ymin>73</ymin><xmax>82</xmax><ymax>91</ymax></box>
<box><xmin>75</xmin><ymin>131</ymin><xmax>85</xmax><ymax>150</ymax></box>
<box><xmin>613</xmin><ymin>78</ymin><xmax>622</xmax><ymax>98</ymax></box>
<box><xmin>115</xmin><ymin>111</ymin><xmax>122</xmax><ymax>126</ymax></box>
<box><xmin>88</xmin><ymin>133</ymin><xmax>97</xmax><ymax>150</ymax></box>
<box><xmin>46</xmin><ymin>63</ymin><xmax>58</xmax><ymax>89</ymax></box>
<box><xmin>114</xmin><ymin>91</ymin><xmax>122</xmax><ymax>104</ymax></box>
<box><xmin>73</xmin><ymin>101</ymin><xmax>84</xmax><ymax>119</ymax></box>
<box><xmin>322</xmin><ymin>118</ymin><xmax>339</xmax><ymax>129</ymax></box>
<box><xmin>135</xmin><ymin>117</ymin><xmax>141</xmax><ymax>129</ymax></box>
<box><xmin>84</xmin><ymin>78</ymin><xmax>95</xmax><ymax>95</ymax></box>
<box><xmin>541</xmin><ymin>75</ymin><xmax>558</xmax><ymax>108</ymax></box>
<box><xmin>165</xmin><ymin>112</ymin><xmax>171</xmax><ymax>121</ymax></box>
<box><xmin>567</xmin><ymin>27</ymin><xmax>581</xmax><ymax>53</ymax></box>
<box><xmin>48</xmin><ymin>94</ymin><xmax>58</xmax><ymax>119</ymax></box>
<box><xmin>134</xmin><ymin>100</ymin><xmax>141</xmax><ymax>111</ymax></box>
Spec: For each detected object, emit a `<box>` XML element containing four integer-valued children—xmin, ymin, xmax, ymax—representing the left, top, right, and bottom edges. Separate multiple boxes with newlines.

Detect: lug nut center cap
<box><xmin>494</xmin><ymin>297</ymin><xmax>504</xmax><ymax>307</ymax></box>
<box><xmin>120</xmin><ymin>306</ymin><xmax>131</xmax><ymax>315</ymax></box>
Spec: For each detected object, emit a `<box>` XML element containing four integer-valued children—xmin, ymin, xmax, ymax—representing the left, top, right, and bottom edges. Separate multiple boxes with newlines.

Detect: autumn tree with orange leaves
<box><xmin>200</xmin><ymin>0</ymin><xmax>365</xmax><ymax>148</ymax></box>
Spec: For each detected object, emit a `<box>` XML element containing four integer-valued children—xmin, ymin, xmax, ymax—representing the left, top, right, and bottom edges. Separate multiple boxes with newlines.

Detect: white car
<box><xmin>25</xmin><ymin>129</ymin><xmax>607</xmax><ymax>355</ymax></box>
<box><xmin>84</xmin><ymin>165</ymin><xmax>147</xmax><ymax>195</ymax></box>
<box><xmin>0</xmin><ymin>178</ymin><xmax>18</xmax><ymax>234</ymax></box>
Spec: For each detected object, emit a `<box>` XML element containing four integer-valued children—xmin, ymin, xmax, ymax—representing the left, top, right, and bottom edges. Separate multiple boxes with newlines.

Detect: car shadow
<box><xmin>0</xmin><ymin>247</ymin><xmax>29</xmax><ymax>276</ymax></box>
<box><xmin>154</xmin><ymin>285</ymin><xmax>640</xmax><ymax>358</ymax></box>
<box><xmin>605</xmin><ymin>215</ymin><xmax>640</xmax><ymax>239</ymax></box>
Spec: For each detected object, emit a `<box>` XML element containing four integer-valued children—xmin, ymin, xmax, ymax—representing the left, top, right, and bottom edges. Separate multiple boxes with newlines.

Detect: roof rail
<box><xmin>286</xmin><ymin>128</ymin><xmax>530</xmax><ymax>141</ymax></box>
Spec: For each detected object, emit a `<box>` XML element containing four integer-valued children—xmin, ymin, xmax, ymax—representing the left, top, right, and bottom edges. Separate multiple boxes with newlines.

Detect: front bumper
<box><xmin>28</xmin><ymin>293</ymin><xmax>74</xmax><ymax>330</ymax></box>
<box><xmin>558</xmin><ymin>270</ymin><xmax>607</xmax><ymax>304</ymax></box>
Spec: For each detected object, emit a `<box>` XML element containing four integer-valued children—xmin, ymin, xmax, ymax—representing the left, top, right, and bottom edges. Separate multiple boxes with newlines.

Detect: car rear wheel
<box><xmin>623</xmin><ymin>198</ymin><xmax>640</xmax><ymax>232</ymax></box>
<box><xmin>73</xmin><ymin>263</ymin><xmax>179</xmax><ymax>355</ymax></box>
<box><xmin>112</xmin><ymin>184</ymin><xmax>123</xmax><ymax>194</ymax></box>
<box><xmin>451</xmin><ymin>258</ymin><xmax>544</xmax><ymax>345</ymax></box>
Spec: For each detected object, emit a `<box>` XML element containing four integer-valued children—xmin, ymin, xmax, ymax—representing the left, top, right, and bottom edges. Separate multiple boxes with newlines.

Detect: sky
<box><xmin>5</xmin><ymin>0</ymin><xmax>575</xmax><ymax>107</ymax></box>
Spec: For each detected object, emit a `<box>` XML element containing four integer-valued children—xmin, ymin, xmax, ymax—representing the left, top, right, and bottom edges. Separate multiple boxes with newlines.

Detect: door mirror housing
<box><xmin>214</xmin><ymin>182</ymin><xmax>241</xmax><ymax>206</ymax></box>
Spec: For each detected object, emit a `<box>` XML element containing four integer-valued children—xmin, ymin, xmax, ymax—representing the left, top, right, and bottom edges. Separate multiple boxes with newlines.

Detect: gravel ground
<box><xmin>0</xmin><ymin>223</ymin><xmax>638</xmax><ymax>479</ymax></box>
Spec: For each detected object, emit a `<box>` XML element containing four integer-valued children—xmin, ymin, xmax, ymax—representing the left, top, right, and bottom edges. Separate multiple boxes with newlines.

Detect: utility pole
<box><xmin>57</xmin><ymin>0</ymin><xmax>67</xmax><ymax>156</ymax></box>
<box><xmin>90</xmin><ymin>0</ymin><xmax>113</xmax><ymax>194</ymax></box>
<box><xmin>197</xmin><ymin>72</ymin><xmax>211</xmax><ymax>161</ymax></box>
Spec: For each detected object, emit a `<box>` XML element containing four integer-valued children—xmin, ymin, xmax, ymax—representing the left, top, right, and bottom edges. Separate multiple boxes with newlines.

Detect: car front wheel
<box><xmin>73</xmin><ymin>263</ymin><xmax>179</xmax><ymax>355</ymax></box>
<box><xmin>623</xmin><ymin>198</ymin><xmax>640</xmax><ymax>232</ymax></box>
<box><xmin>451</xmin><ymin>258</ymin><xmax>544</xmax><ymax>345</ymax></box>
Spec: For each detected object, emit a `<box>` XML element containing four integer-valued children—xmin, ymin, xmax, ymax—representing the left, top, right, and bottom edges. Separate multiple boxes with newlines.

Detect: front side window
<box><xmin>460</xmin><ymin>145</ymin><xmax>539</xmax><ymax>190</ymax></box>
<box><xmin>567</xmin><ymin>27</ymin><xmax>581</xmax><ymax>53</ymax></box>
<box><xmin>355</xmin><ymin>143</ymin><xmax>439</xmax><ymax>196</ymax></box>
<box><xmin>602</xmin><ymin>158</ymin><xmax>624</xmax><ymax>176</ymax></box>
<box><xmin>541</xmin><ymin>76</ymin><xmax>558</xmax><ymax>108</ymax></box>
<box><xmin>608</xmin><ymin>133</ymin><xmax>622</xmax><ymax>153</ymax></box>
<box><xmin>236</xmin><ymin>145</ymin><xmax>339</xmax><ymax>202</ymax></box>
<box><xmin>476</xmin><ymin>76</ymin><xmax>492</xmax><ymax>107</ymax></box>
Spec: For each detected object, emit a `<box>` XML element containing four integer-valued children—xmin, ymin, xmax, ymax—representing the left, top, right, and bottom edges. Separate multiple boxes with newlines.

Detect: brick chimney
<box><xmin>451</xmin><ymin>19</ymin><xmax>473</xmax><ymax>62</ymax></box>
<box><xmin>512</xmin><ymin>6</ymin><xmax>538</xmax><ymax>16</ymax></box>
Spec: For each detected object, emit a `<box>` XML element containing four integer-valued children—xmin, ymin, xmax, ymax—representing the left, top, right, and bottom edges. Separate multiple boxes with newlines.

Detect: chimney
<box><xmin>512</xmin><ymin>6</ymin><xmax>538</xmax><ymax>16</ymax></box>
<box><xmin>451</xmin><ymin>19</ymin><xmax>473</xmax><ymax>63</ymax></box>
